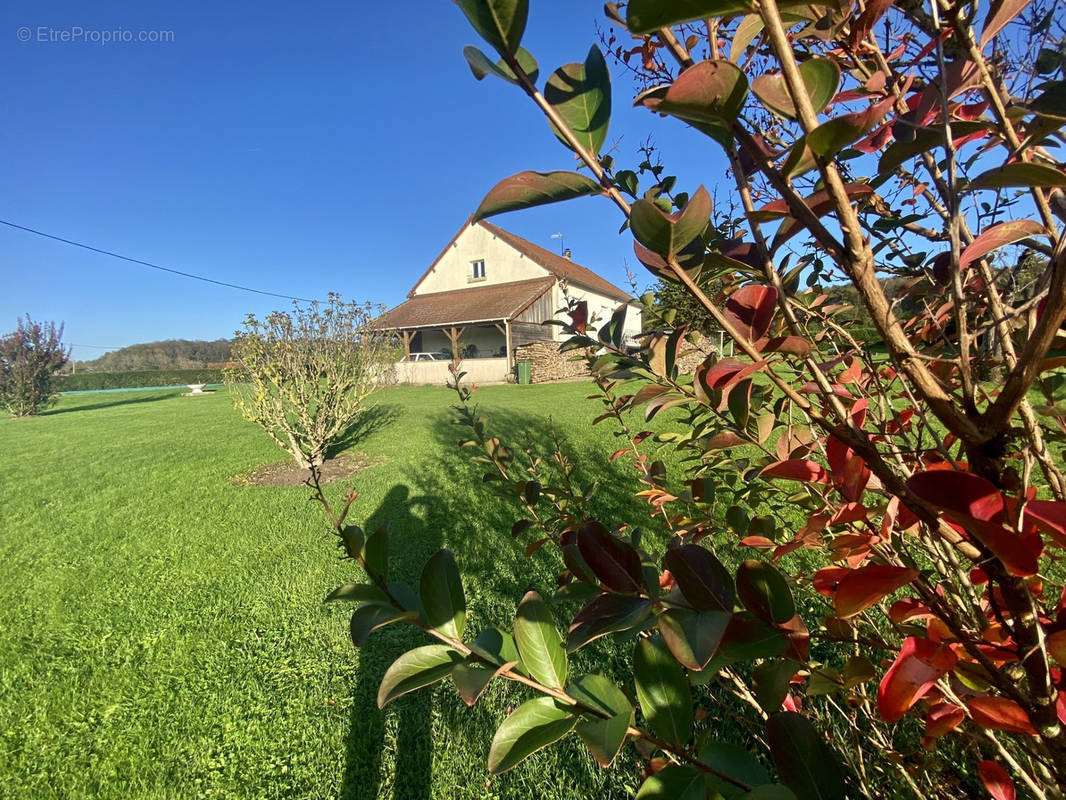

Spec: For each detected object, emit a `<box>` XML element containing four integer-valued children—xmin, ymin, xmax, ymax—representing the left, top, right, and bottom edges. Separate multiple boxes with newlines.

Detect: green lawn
<box><xmin>0</xmin><ymin>382</ymin><xmax>672</xmax><ymax>800</ymax></box>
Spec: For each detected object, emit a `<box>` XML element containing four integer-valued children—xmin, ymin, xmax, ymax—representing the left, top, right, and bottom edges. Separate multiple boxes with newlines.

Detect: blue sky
<box><xmin>0</xmin><ymin>1</ymin><xmax>728</xmax><ymax>360</ymax></box>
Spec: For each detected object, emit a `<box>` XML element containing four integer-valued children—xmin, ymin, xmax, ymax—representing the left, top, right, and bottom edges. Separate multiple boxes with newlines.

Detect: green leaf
<box><xmin>766</xmin><ymin>712</ymin><xmax>847</xmax><ymax>800</ymax></box>
<box><xmin>738</xmin><ymin>787</ymin><xmax>798</xmax><ymax>800</ymax></box>
<box><xmin>751</xmin><ymin>59</ymin><xmax>840</xmax><ymax>119</ymax></box>
<box><xmin>700</xmin><ymin>739</ymin><xmax>771</xmax><ymax>797</ymax></box>
<box><xmin>806</xmin><ymin>102</ymin><xmax>889</xmax><ymax>160</ymax></box>
<box><xmin>452</xmin><ymin>658</ymin><xmax>517</xmax><ymax>706</ymax></box>
<box><xmin>545</xmin><ymin>45</ymin><xmax>612</xmax><ymax>155</ymax></box>
<box><xmin>349</xmin><ymin>603</ymin><xmax>418</xmax><ymax>647</ymax></box>
<box><xmin>630</xmin><ymin>185</ymin><xmax>712</xmax><ymax>258</ymax></box>
<box><xmin>690</xmin><ymin>613</ymin><xmax>787</xmax><ymax>681</ymax></box>
<box><xmin>456</xmin><ymin>0</ymin><xmax>528</xmax><ymax>58</ymax></box>
<box><xmin>377</xmin><ymin>644</ymin><xmax>464</xmax><ymax>708</ymax></box>
<box><xmin>567</xmin><ymin>593</ymin><xmax>653</xmax><ymax>652</ymax></box>
<box><xmin>968</xmin><ymin>162</ymin><xmax>1066</xmax><ymax>190</ymax></box>
<box><xmin>664</xmin><ymin>544</ymin><xmax>735</xmax><ymax>612</ymax></box>
<box><xmin>568</xmin><ymin>674</ymin><xmax>634</xmax><ymax>767</ymax></box>
<box><xmin>736</xmin><ymin>560</ymin><xmax>795</xmax><ymax>624</ymax></box>
<box><xmin>363</xmin><ymin>524</ymin><xmax>388</xmax><ymax>582</ymax></box>
<box><xmin>469</xmin><ymin>627</ymin><xmax>524</xmax><ymax>671</ymax></box>
<box><xmin>340</xmin><ymin>524</ymin><xmax>364</xmax><ymax>558</ymax></box>
<box><xmin>463</xmin><ymin>45</ymin><xmax>539</xmax><ymax>84</ymax></box>
<box><xmin>324</xmin><ymin>583</ymin><xmax>388</xmax><ymax>604</ymax></box>
<box><xmin>1028</xmin><ymin>80</ymin><xmax>1066</xmax><ymax>120</ymax></box>
<box><xmin>627</xmin><ymin>0</ymin><xmax>754</xmax><ymax>33</ymax></box>
<box><xmin>728</xmin><ymin>377</ymin><xmax>753</xmax><ymax>429</ymax></box>
<box><xmin>878</xmin><ymin>121</ymin><xmax>990</xmax><ymax>174</ymax></box>
<box><xmin>487</xmin><ymin>696</ymin><xmax>577</xmax><ymax>774</ymax></box>
<box><xmin>658</xmin><ymin>609</ymin><xmax>731</xmax><ymax>670</ymax></box>
<box><xmin>753</xmin><ymin>659</ymin><xmax>799</xmax><ymax>714</ymax></box>
<box><xmin>635</xmin><ymin>765</ymin><xmax>711</xmax><ymax>799</ymax></box>
<box><xmin>419</xmin><ymin>549</ymin><xmax>466</xmax><ymax>640</ymax></box>
<box><xmin>473</xmin><ymin>170</ymin><xmax>602</xmax><ymax>223</ymax></box>
<box><xmin>634</xmin><ymin>635</ymin><xmax>693</xmax><ymax>745</ymax></box>
<box><xmin>514</xmin><ymin>591</ymin><xmax>568</xmax><ymax>689</ymax></box>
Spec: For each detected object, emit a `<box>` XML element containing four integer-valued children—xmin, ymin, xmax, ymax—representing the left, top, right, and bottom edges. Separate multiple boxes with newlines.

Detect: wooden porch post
<box><xmin>493</xmin><ymin>321</ymin><xmax>510</xmax><ymax>368</ymax></box>
<box><xmin>447</xmin><ymin>326</ymin><xmax>465</xmax><ymax>363</ymax></box>
<box><xmin>400</xmin><ymin>330</ymin><xmax>412</xmax><ymax>361</ymax></box>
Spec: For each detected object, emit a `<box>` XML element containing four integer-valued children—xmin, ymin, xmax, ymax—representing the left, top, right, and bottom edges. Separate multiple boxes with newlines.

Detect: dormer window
<box><xmin>469</xmin><ymin>259</ymin><xmax>486</xmax><ymax>282</ymax></box>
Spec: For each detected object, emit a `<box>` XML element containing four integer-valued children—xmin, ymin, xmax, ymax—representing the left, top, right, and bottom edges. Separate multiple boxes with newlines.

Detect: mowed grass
<box><xmin>0</xmin><ymin>382</ymin><xmax>678</xmax><ymax>800</ymax></box>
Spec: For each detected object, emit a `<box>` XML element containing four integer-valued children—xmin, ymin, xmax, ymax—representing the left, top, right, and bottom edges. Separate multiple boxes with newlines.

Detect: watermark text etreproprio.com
<box><xmin>16</xmin><ymin>26</ymin><xmax>174</xmax><ymax>44</ymax></box>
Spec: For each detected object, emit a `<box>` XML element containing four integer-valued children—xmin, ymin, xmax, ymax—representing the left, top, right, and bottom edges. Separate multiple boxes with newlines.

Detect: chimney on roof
<box><xmin>563</xmin><ymin>248</ymin><xmax>572</xmax><ymax>260</ymax></box>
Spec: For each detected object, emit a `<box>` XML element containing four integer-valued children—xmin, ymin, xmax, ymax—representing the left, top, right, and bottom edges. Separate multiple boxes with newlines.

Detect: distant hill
<box><xmin>74</xmin><ymin>339</ymin><xmax>232</xmax><ymax>372</ymax></box>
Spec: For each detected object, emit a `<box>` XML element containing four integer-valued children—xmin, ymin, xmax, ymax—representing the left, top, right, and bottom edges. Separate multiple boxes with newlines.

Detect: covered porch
<box><xmin>375</xmin><ymin>277</ymin><xmax>558</xmax><ymax>384</ymax></box>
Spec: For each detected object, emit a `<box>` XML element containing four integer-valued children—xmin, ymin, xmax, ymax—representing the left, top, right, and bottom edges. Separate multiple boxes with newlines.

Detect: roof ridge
<box><xmin>476</xmin><ymin>220</ymin><xmax>631</xmax><ymax>302</ymax></box>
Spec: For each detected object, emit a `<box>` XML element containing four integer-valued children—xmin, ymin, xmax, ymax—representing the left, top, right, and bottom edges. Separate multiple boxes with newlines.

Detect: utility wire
<box><xmin>69</xmin><ymin>343</ymin><xmax>129</xmax><ymax>350</ymax></box>
<box><xmin>0</xmin><ymin>219</ymin><xmax>313</xmax><ymax>302</ymax></box>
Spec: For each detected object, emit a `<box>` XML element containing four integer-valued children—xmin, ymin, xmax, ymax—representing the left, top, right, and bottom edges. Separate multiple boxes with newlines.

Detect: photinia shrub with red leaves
<box><xmin>312</xmin><ymin>0</ymin><xmax>1066</xmax><ymax>797</ymax></box>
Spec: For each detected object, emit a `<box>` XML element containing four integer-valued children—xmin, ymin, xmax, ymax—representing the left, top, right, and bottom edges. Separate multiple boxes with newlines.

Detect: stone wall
<box><xmin>674</xmin><ymin>333</ymin><xmax>720</xmax><ymax>375</ymax></box>
<box><xmin>513</xmin><ymin>333</ymin><xmax>720</xmax><ymax>384</ymax></box>
<box><xmin>513</xmin><ymin>341</ymin><xmax>591</xmax><ymax>383</ymax></box>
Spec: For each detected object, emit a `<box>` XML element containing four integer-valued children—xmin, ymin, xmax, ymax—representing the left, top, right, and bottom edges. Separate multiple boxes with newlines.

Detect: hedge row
<box><xmin>58</xmin><ymin>369</ymin><xmax>226</xmax><ymax>391</ymax></box>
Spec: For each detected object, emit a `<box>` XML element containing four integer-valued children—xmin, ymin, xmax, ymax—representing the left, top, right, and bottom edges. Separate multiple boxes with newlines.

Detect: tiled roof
<box><xmin>378</xmin><ymin>277</ymin><xmax>555</xmax><ymax>329</ymax></box>
<box><xmin>477</xmin><ymin>220</ymin><xmax>632</xmax><ymax>302</ymax></box>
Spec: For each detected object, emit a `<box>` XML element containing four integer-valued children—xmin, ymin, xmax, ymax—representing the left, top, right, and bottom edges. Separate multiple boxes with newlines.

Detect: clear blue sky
<box><xmin>1</xmin><ymin>1</ymin><xmax>727</xmax><ymax>361</ymax></box>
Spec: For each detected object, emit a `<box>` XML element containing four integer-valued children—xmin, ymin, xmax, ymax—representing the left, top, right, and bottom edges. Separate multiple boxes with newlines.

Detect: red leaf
<box><xmin>701</xmin><ymin>358</ymin><xmax>766</xmax><ymax>390</ymax></box>
<box><xmin>576</xmin><ymin>520</ymin><xmax>644</xmax><ymax>594</ymax></box>
<box><xmin>760</xmin><ymin>459</ymin><xmax>830</xmax><ymax>484</ymax></box>
<box><xmin>834</xmin><ymin>565</ymin><xmax>920</xmax><ymax>618</ymax></box>
<box><xmin>570</xmin><ymin>301</ymin><xmax>589</xmax><ymax>333</ymax></box>
<box><xmin>923</xmin><ymin>702</ymin><xmax>966</xmax><ymax>744</ymax></box>
<box><xmin>907</xmin><ymin>470</ymin><xmax>1004</xmax><ymax>522</ymax></box>
<box><xmin>829</xmin><ymin>503</ymin><xmax>868</xmax><ymax>525</ymax></box>
<box><xmin>723</xmin><ymin>284</ymin><xmax>777</xmax><ymax>343</ymax></box>
<box><xmin>849</xmin><ymin>0</ymin><xmax>893</xmax><ymax>47</ymax></box>
<box><xmin>966</xmin><ymin>696</ymin><xmax>1037</xmax><ymax>735</ymax></box>
<box><xmin>981</xmin><ymin>0</ymin><xmax>1035</xmax><ymax>47</ymax></box>
<box><xmin>907</xmin><ymin>471</ymin><xmax>1041</xmax><ymax>576</ymax></box>
<box><xmin>889</xmin><ymin>598</ymin><xmax>935</xmax><ymax>624</ymax></box>
<box><xmin>960</xmin><ymin>219</ymin><xmax>1045</xmax><ymax>271</ymax></box>
<box><xmin>978</xmin><ymin>760</ymin><xmax>1016</xmax><ymax>800</ymax></box>
<box><xmin>812</xmin><ymin>566</ymin><xmax>850</xmax><ymax>597</ymax></box>
<box><xmin>1048</xmin><ymin>630</ymin><xmax>1066</xmax><ymax>666</ymax></box>
<box><xmin>877</xmin><ymin>637</ymin><xmax>957</xmax><ymax>722</ymax></box>
<box><xmin>1024</xmin><ymin>500</ymin><xmax>1066</xmax><ymax>548</ymax></box>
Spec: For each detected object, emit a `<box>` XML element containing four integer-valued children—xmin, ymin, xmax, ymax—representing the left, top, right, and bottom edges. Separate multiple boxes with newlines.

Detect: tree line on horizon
<box><xmin>70</xmin><ymin>338</ymin><xmax>233</xmax><ymax>373</ymax></box>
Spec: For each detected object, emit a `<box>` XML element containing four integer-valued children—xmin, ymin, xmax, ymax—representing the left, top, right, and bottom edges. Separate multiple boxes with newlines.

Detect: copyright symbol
<box><xmin>16</xmin><ymin>26</ymin><xmax>31</xmax><ymax>42</ymax></box>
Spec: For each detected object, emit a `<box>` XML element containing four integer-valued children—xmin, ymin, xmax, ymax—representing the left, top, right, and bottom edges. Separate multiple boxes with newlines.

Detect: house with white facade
<box><xmin>379</xmin><ymin>218</ymin><xmax>642</xmax><ymax>383</ymax></box>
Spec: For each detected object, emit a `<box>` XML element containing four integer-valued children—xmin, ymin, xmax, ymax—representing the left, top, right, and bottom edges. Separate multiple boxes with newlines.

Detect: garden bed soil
<box><xmin>234</xmin><ymin>451</ymin><xmax>376</xmax><ymax>487</ymax></box>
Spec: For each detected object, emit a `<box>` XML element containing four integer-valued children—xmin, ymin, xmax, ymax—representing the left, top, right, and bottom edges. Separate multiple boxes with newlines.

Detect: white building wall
<box><xmin>551</xmin><ymin>283</ymin><xmax>642</xmax><ymax>343</ymax></box>
<box><xmin>414</xmin><ymin>225</ymin><xmax>549</xmax><ymax>295</ymax></box>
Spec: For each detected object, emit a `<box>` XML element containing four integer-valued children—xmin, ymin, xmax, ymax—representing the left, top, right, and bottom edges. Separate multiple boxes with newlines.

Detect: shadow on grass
<box><xmin>339</xmin><ymin>400</ymin><xmax>655</xmax><ymax>799</ymax></box>
<box><xmin>327</xmin><ymin>403</ymin><xmax>403</xmax><ymax>460</ymax></box>
<box><xmin>339</xmin><ymin>484</ymin><xmax>445</xmax><ymax>800</ymax></box>
<box><xmin>43</xmin><ymin>391</ymin><xmax>178</xmax><ymax>416</ymax></box>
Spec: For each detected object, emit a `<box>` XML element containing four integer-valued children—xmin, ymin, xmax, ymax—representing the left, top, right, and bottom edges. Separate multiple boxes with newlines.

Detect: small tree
<box><xmin>0</xmin><ymin>316</ymin><xmax>70</xmax><ymax>417</ymax></box>
<box><xmin>225</xmin><ymin>294</ymin><xmax>394</xmax><ymax>470</ymax></box>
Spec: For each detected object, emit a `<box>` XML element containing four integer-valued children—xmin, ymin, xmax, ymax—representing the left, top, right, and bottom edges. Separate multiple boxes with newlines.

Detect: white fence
<box><xmin>394</xmin><ymin>357</ymin><xmax>510</xmax><ymax>386</ymax></box>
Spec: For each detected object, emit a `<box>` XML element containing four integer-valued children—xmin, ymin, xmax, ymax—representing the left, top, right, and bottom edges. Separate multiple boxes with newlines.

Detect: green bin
<box><xmin>517</xmin><ymin>360</ymin><xmax>532</xmax><ymax>385</ymax></box>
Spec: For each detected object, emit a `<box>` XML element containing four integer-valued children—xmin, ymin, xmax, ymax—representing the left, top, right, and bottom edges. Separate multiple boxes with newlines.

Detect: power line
<box><xmin>69</xmin><ymin>343</ymin><xmax>130</xmax><ymax>350</ymax></box>
<box><xmin>0</xmin><ymin>218</ymin><xmax>314</xmax><ymax>302</ymax></box>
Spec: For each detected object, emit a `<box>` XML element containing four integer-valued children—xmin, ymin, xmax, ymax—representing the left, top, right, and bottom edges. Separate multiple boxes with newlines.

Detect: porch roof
<box><xmin>377</xmin><ymin>277</ymin><xmax>554</xmax><ymax>330</ymax></box>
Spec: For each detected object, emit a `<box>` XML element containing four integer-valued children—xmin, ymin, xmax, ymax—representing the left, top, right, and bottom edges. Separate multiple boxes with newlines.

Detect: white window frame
<box><xmin>469</xmin><ymin>259</ymin><xmax>486</xmax><ymax>282</ymax></box>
